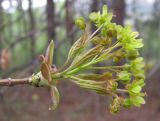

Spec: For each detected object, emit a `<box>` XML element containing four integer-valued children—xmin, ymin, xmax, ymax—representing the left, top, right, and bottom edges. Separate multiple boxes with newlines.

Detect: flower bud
<box><xmin>106</xmin><ymin>80</ymin><xmax>118</xmax><ymax>91</ymax></box>
<box><xmin>107</xmin><ymin>29</ymin><xmax>117</xmax><ymax>38</ymax></box>
<box><xmin>109</xmin><ymin>97</ymin><xmax>124</xmax><ymax>114</ymax></box>
<box><xmin>75</xmin><ymin>17</ymin><xmax>86</xmax><ymax>30</ymax></box>
<box><xmin>91</xmin><ymin>36</ymin><xmax>101</xmax><ymax>45</ymax></box>
<box><xmin>89</xmin><ymin>12</ymin><xmax>99</xmax><ymax>22</ymax></box>
<box><xmin>126</xmin><ymin>49</ymin><xmax>139</xmax><ymax>60</ymax></box>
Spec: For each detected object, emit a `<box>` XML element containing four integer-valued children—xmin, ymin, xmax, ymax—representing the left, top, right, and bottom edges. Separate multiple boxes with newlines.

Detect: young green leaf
<box><xmin>132</xmin><ymin>96</ymin><xmax>145</xmax><ymax>107</ymax></box>
<box><xmin>45</xmin><ymin>40</ymin><xmax>54</xmax><ymax>67</ymax></box>
<box><xmin>130</xmin><ymin>85</ymin><xmax>142</xmax><ymax>93</ymax></box>
<box><xmin>102</xmin><ymin>5</ymin><xmax>108</xmax><ymax>17</ymax></box>
<box><xmin>41</xmin><ymin>62</ymin><xmax>51</xmax><ymax>83</ymax></box>
<box><xmin>49</xmin><ymin>86</ymin><xmax>60</xmax><ymax>110</ymax></box>
<box><xmin>68</xmin><ymin>45</ymin><xmax>104</xmax><ymax>71</ymax></box>
<box><xmin>67</xmin><ymin>31</ymin><xmax>88</xmax><ymax>62</ymax></box>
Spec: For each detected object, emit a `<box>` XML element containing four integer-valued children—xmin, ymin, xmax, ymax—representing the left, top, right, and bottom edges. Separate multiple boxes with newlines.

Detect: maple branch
<box><xmin>0</xmin><ymin>77</ymin><xmax>31</xmax><ymax>86</ymax></box>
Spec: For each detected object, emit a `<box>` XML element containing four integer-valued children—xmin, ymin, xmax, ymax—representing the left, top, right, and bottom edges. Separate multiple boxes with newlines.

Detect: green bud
<box><xmin>113</xmin><ymin>51</ymin><xmax>125</xmax><ymax>63</ymax></box>
<box><xmin>107</xmin><ymin>29</ymin><xmax>117</xmax><ymax>38</ymax></box>
<box><xmin>91</xmin><ymin>36</ymin><xmax>101</xmax><ymax>45</ymax></box>
<box><xmin>109</xmin><ymin>97</ymin><xmax>124</xmax><ymax>114</ymax></box>
<box><xmin>123</xmin><ymin>98</ymin><xmax>132</xmax><ymax>108</ymax></box>
<box><xmin>130</xmin><ymin>57</ymin><xmax>145</xmax><ymax>75</ymax></box>
<box><xmin>104</xmin><ymin>72</ymin><xmax>113</xmax><ymax>80</ymax></box>
<box><xmin>113</xmin><ymin>57</ymin><xmax>120</xmax><ymax>63</ymax></box>
<box><xmin>75</xmin><ymin>17</ymin><xmax>86</xmax><ymax>30</ymax></box>
<box><xmin>134</xmin><ymin>79</ymin><xmax>145</xmax><ymax>88</ymax></box>
<box><xmin>126</xmin><ymin>49</ymin><xmax>139</xmax><ymax>60</ymax></box>
<box><xmin>102</xmin><ymin>5</ymin><xmax>108</xmax><ymax>17</ymax></box>
<box><xmin>100</xmin><ymin>37</ymin><xmax>111</xmax><ymax>46</ymax></box>
<box><xmin>111</xmin><ymin>82</ymin><xmax>118</xmax><ymax>91</ymax></box>
<box><xmin>91</xmin><ymin>36</ymin><xmax>111</xmax><ymax>46</ymax></box>
<box><xmin>89</xmin><ymin>12</ymin><xmax>99</xmax><ymax>22</ymax></box>
<box><xmin>118</xmin><ymin>71</ymin><xmax>131</xmax><ymax>84</ymax></box>
<box><xmin>106</xmin><ymin>80</ymin><xmax>118</xmax><ymax>91</ymax></box>
<box><xmin>135</xmin><ymin>74</ymin><xmax>145</xmax><ymax>80</ymax></box>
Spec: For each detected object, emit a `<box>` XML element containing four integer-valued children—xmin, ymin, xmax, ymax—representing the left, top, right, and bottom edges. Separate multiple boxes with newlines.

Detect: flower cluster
<box><xmin>64</xmin><ymin>5</ymin><xmax>145</xmax><ymax>114</ymax></box>
<box><xmin>36</xmin><ymin>5</ymin><xmax>145</xmax><ymax>114</ymax></box>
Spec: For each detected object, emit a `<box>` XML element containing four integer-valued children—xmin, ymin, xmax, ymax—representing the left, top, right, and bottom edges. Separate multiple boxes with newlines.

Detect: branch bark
<box><xmin>1</xmin><ymin>71</ymin><xmax>50</xmax><ymax>87</ymax></box>
<box><xmin>0</xmin><ymin>78</ymin><xmax>30</xmax><ymax>86</ymax></box>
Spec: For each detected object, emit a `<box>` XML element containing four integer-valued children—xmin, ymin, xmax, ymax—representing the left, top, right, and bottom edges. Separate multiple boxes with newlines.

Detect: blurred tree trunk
<box><xmin>46</xmin><ymin>0</ymin><xmax>56</xmax><ymax>64</ymax></box>
<box><xmin>153</xmin><ymin>0</ymin><xmax>160</xmax><ymax>19</ymax></box>
<box><xmin>65</xmin><ymin>0</ymin><xmax>74</xmax><ymax>43</ymax></box>
<box><xmin>17</xmin><ymin>0</ymin><xmax>23</xmax><ymax>37</ymax></box>
<box><xmin>112</xmin><ymin>0</ymin><xmax>126</xmax><ymax>65</ymax></box>
<box><xmin>0</xmin><ymin>0</ymin><xmax>4</xmax><ymax>48</ymax></box>
<box><xmin>90</xmin><ymin>0</ymin><xmax>99</xmax><ymax>12</ymax></box>
<box><xmin>46</xmin><ymin>0</ymin><xmax>55</xmax><ymax>42</ymax></box>
<box><xmin>28</xmin><ymin>0</ymin><xmax>36</xmax><ymax>59</ymax></box>
<box><xmin>112</xmin><ymin>0</ymin><xmax>125</xmax><ymax>26</ymax></box>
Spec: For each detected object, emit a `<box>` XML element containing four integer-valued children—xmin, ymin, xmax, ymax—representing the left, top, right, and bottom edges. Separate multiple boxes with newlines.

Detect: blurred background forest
<box><xmin>0</xmin><ymin>0</ymin><xmax>160</xmax><ymax>121</ymax></box>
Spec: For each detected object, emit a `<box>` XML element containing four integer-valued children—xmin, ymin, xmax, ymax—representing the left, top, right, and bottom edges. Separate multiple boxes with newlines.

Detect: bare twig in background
<box><xmin>10</xmin><ymin>27</ymin><xmax>47</xmax><ymax>48</ymax></box>
<box><xmin>147</xmin><ymin>62</ymin><xmax>160</xmax><ymax>80</ymax></box>
<box><xmin>1</xmin><ymin>59</ymin><xmax>39</xmax><ymax>78</ymax></box>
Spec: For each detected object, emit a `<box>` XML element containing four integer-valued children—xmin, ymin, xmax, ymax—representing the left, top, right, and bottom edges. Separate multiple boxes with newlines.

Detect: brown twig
<box><xmin>0</xmin><ymin>78</ymin><xmax>31</xmax><ymax>86</ymax></box>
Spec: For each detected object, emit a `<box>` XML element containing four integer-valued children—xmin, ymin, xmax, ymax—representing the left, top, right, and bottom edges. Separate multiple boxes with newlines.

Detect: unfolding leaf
<box><xmin>49</xmin><ymin>86</ymin><xmax>60</xmax><ymax>110</ymax></box>
<box><xmin>69</xmin><ymin>45</ymin><xmax>104</xmax><ymax>70</ymax></box>
<box><xmin>77</xmin><ymin>73</ymin><xmax>104</xmax><ymax>80</ymax></box>
<box><xmin>41</xmin><ymin>62</ymin><xmax>51</xmax><ymax>83</ymax></box>
<box><xmin>102</xmin><ymin>5</ymin><xmax>108</xmax><ymax>17</ymax></box>
<box><xmin>67</xmin><ymin>31</ymin><xmax>88</xmax><ymax>61</ymax></box>
<box><xmin>45</xmin><ymin>40</ymin><xmax>54</xmax><ymax>67</ymax></box>
<box><xmin>39</xmin><ymin>55</ymin><xmax>46</xmax><ymax>62</ymax></box>
<box><xmin>130</xmin><ymin>32</ymin><xmax>139</xmax><ymax>38</ymax></box>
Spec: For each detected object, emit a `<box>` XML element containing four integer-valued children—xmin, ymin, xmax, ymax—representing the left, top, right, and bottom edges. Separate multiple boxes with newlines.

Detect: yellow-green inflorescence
<box><xmin>31</xmin><ymin>5</ymin><xmax>145</xmax><ymax>114</ymax></box>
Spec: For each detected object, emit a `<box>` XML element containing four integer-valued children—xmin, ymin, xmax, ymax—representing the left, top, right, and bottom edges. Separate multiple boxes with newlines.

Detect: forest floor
<box><xmin>0</xmin><ymin>73</ymin><xmax>160</xmax><ymax>121</ymax></box>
